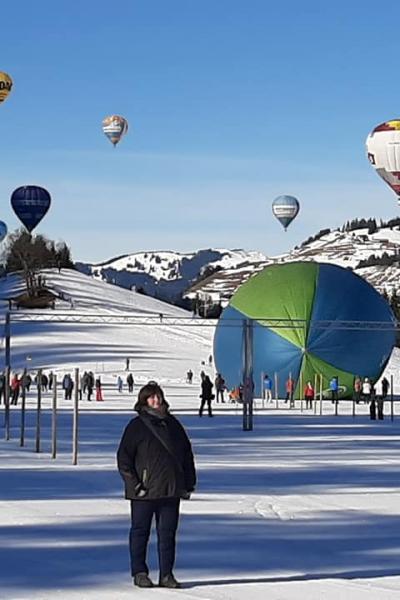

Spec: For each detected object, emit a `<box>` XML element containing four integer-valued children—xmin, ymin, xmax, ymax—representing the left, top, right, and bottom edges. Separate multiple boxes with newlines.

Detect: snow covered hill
<box><xmin>0</xmin><ymin>269</ymin><xmax>213</xmax><ymax>382</ymax></box>
<box><xmin>76</xmin><ymin>248</ymin><xmax>267</xmax><ymax>305</ymax></box>
<box><xmin>185</xmin><ymin>223</ymin><xmax>400</xmax><ymax>305</ymax></box>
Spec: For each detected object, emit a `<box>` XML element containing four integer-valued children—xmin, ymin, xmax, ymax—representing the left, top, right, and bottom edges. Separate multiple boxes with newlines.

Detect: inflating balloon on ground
<box><xmin>214</xmin><ymin>262</ymin><xmax>395</xmax><ymax>399</ymax></box>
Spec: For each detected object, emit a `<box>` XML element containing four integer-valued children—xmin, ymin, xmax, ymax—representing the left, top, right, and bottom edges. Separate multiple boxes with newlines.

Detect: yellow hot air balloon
<box><xmin>0</xmin><ymin>72</ymin><xmax>13</xmax><ymax>103</ymax></box>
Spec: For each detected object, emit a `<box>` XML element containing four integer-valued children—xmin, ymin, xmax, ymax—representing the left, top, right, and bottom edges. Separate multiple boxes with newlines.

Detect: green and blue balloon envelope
<box><xmin>214</xmin><ymin>262</ymin><xmax>395</xmax><ymax>399</ymax></box>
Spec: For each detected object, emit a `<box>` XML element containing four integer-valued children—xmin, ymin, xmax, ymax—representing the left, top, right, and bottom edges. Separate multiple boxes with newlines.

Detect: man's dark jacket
<box><xmin>117</xmin><ymin>411</ymin><xmax>196</xmax><ymax>500</ymax></box>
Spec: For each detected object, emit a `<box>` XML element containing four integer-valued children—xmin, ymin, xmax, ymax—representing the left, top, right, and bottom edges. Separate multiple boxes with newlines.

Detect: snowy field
<box><xmin>1</xmin><ymin>270</ymin><xmax>400</xmax><ymax>599</ymax></box>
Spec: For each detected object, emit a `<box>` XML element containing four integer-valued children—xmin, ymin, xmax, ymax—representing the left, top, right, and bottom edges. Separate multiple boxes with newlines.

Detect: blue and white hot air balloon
<box><xmin>272</xmin><ymin>195</ymin><xmax>300</xmax><ymax>231</ymax></box>
<box><xmin>0</xmin><ymin>220</ymin><xmax>7</xmax><ymax>242</ymax></box>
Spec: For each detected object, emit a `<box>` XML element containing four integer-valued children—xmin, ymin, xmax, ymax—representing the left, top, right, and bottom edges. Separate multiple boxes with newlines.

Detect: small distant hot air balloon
<box><xmin>0</xmin><ymin>71</ymin><xmax>13</xmax><ymax>104</ymax></box>
<box><xmin>11</xmin><ymin>186</ymin><xmax>51</xmax><ymax>233</ymax></box>
<box><xmin>366</xmin><ymin>120</ymin><xmax>400</xmax><ymax>204</ymax></box>
<box><xmin>0</xmin><ymin>221</ymin><xmax>7</xmax><ymax>242</ymax></box>
<box><xmin>272</xmin><ymin>195</ymin><xmax>300</xmax><ymax>230</ymax></box>
<box><xmin>102</xmin><ymin>115</ymin><xmax>128</xmax><ymax>146</ymax></box>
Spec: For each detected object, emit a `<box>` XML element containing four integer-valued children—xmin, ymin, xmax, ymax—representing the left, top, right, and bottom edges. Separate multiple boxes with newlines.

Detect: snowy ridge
<box><xmin>185</xmin><ymin>224</ymin><xmax>400</xmax><ymax>304</ymax></box>
<box><xmin>76</xmin><ymin>248</ymin><xmax>268</xmax><ymax>303</ymax></box>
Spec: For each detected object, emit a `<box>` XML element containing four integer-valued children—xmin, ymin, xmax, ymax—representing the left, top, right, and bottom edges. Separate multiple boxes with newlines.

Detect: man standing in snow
<box><xmin>199</xmin><ymin>373</ymin><xmax>214</xmax><ymax>417</ymax></box>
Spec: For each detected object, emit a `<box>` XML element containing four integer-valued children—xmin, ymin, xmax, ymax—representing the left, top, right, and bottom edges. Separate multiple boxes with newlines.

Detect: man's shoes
<box><xmin>134</xmin><ymin>572</ymin><xmax>154</xmax><ymax>588</ymax></box>
<box><xmin>159</xmin><ymin>573</ymin><xmax>181</xmax><ymax>588</ymax></box>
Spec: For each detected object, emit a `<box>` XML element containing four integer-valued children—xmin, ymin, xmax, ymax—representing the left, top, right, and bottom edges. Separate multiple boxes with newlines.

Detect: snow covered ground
<box><xmin>1</xmin><ymin>270</ymin><xmax>400</xmax><ymax>599</ymax></box>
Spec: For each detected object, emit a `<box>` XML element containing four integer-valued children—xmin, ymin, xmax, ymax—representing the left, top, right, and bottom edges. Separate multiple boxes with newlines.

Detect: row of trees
<box><xmin>3</xmin><ymin>230</ymin><xmax>74</xmax><ymax>297</ymax></box>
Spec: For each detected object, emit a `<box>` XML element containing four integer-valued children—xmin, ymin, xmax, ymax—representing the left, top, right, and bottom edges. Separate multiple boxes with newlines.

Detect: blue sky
<box><xmin>1</xmin><ymin>0</ymin><xmax>399</xmax><ymax>262</ymax></box>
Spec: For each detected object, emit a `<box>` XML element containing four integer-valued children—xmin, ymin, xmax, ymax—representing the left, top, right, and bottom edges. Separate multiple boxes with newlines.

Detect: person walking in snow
<box><xmin>215</xmin><ymin>373</ymin><xmax>226</xmax><ymax>403</ymax></box>
<box><xmin>0</xmin><ymin>371</ymin><xmax>5</xmax><ymax>404</ymax></box>
<box><xmin>186</xmin><ymin>369</ymin><xmax>193</xmax><ymax>384</ymax></box>
<box><xmin>329</xmin><ymin>376</ymin><xmax>339</xmax><ymax>404</ymax></box>
<box><xmin>41</xmin><ymin>372</ymin><xmax>49</xmax><ymax>392</ymax></box>
<box><xmin>95</xmin><ymin>376</ymin><xmax>103</xmax><ymax>401</ymax></box>
<box><xmin>62</xmin><ymin>373</ymin><xmax>73</xmax><ymax>400</ymax></box>
<box><xmin>304</xmin><ymin>381</ymin><xmax>315</xmax><ymax>409</ymax></box>
<box><xmin>263</xmin><ymin>374</ymin><xmax>273</xmax><ymax>403</ymax></box>
<box><xmin>353</xmin><ymin>376</ymin><xmax>362</xmax><ymax>404</ymax></box>
<box><xmin>362</xmin><ymin>377</ymin><xmax>372</xmax><ymax>403</ymax></box>
<box><xmin>199</xmin><ymin>373</ymin><xmax>214</xmax><ymax>417</ymax></box>
<box><xmin>127</xmin><ymin>373</ymin><xmax>134</xmax><ymax>393</ymax></box>
<box><xmin>117</xmin><ymin>375</ymin><xmax>123</xmax><ymax>393</ymax></box>
<box><xmin>10</xmin><ymin>373</ymin><xmax>20</xmax><ymax>405</ymax></box>
<box><xmin>117</xmin><ymin>381</ymin><xmax>196</xmax><ymax>589</ymax></box>
<box><xmin>285</xmin><ymin>375</ymin><xmax>295</xmax><ymax>407</ymax></box>
<box><xmin>87</xmin><ymin>371</ymin><xmax>94</xmax><ymax>401</ymax></box>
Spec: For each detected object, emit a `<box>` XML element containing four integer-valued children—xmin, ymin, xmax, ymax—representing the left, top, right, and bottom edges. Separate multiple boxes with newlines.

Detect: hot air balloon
<box><xmin>272</xmin><ymin>195</ymin><xmax>300</xmax><ymax>230</ymax></box>
<box><xmin>102</xmin><ymin>115</ymin><xmax>128</xmax><ymax>146</ymax></box>
<box><xmin>0</xmin><ymin>71</ymin><xmax>13</xmax><ymax>103</ymax></box>
<box><xmin>11</xmin><ymin>186</ymin><xmax>51</xmax><ymax>233</ymax></box>
<box><xmin>214</xmin><ymin>262</ymin><xmax>395</xmax><ymax>399</ymax></box>
<box><xmin>0</xmin><ymin>221</ymin><xmax>7</xmax><ymax>242</ymax></box>
<box><xmin>366</xmin><ymin>120</ymin><xmax>400</xmax><ymax>203</ymax></box>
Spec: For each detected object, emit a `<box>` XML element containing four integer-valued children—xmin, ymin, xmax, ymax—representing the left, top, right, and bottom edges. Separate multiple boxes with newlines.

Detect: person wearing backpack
<box><xmin>117</xmin><ymin>382</ymin><xmax>196</xmax><ymax>589</ymax></box>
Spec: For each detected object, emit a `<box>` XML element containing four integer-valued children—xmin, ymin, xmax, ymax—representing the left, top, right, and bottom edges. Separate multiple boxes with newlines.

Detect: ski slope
<box><xmin>1</xmin><ymin>270</ymin><xmax>400</xmax><ymax>599</ymax></box>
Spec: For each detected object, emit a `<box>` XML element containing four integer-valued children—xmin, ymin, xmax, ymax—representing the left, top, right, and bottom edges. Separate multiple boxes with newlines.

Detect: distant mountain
<box><xmin>75</xmin><ymin>248</ymin><xmax>267</xmax><ymax>308</ymax></box>
<box><xmin>76</xmin><ymin>220</ymin><xmax>400</xmax><ymax>311</ymax></box>
<box><xmin>184</xmin><ymin>221</ymin><xmax>400</xmax><ymax>305</ymax></box>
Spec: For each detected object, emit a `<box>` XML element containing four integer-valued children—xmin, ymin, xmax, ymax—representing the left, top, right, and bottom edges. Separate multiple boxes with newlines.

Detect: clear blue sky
<box><xmin>1</xmin><ymin>0</ymin><xmax>399</xmax><ymax>262</ymax></box>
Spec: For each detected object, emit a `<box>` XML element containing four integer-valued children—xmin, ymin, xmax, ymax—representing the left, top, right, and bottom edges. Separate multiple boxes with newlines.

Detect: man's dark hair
<box><xmin>134</xmin><ymin>382</ymin><xmax>169</xmax><ymax>412</ymax></box>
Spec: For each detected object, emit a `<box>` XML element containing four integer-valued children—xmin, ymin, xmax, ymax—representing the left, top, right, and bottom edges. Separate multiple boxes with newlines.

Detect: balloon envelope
<box><xmin>102</xmin><ymin>115</ymin><xmax>128</xmax><ymax>146</ymax></box>
<box><xmin>272</xmin><ymin>195</ymin><xmax>300</xmax><ymax>230</ymax></box>
<box><xmin>11</xmin><ymin>186</ymin><xmax>51</xmax><ymax>233</ymax></box>
<box><xmin>0</xmin><ymin>220</ymin><xmax>7</xmax><ymax>242</ymax></box>
<box><xmin>214</xmin><ymin>262</ymin><xmax>395</xmax><ymax>399</ymax></box>
<box><xmin>366</xmin><ymin>120</ymin><xmax>400</xmax><ymax>199</ymax></box>
<box><xmin>0</xmin><ymin>71</ymin><xmax>13</xmax><ymax>103</ymax></box>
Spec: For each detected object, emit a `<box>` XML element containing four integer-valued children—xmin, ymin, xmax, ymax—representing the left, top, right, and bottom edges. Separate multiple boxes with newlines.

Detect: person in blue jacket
<box><xmin>329</xmin><ymin>376</ymin><xmax>339</xmax><ymax>404</ymax></box>
<box><xmin>263</xmin><ymin>374</ymin><xmax>273</xmax><ymax>403</ymax></box>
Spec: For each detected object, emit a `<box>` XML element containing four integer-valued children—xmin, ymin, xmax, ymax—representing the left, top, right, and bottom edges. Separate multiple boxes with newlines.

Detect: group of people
<box><xmin>0</xmin><ymin>371</ymin><xmax>53</xmax><ymax>405</ymax></box>
<box><xmin>353</xmin><ymin>375</ymin><xmax>390</xmax><ymax>420</ymax></box>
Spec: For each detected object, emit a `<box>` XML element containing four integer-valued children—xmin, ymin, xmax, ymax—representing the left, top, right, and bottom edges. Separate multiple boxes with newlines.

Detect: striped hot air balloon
<box><xmin>102</xmin><ymin>115</ymin><xmax>128</xmax><ymax>147</ymax></box>
<box><xmin>272</xmin><ymin>195</ymin><xmax>300</xmax><ymax>230</ymax></box>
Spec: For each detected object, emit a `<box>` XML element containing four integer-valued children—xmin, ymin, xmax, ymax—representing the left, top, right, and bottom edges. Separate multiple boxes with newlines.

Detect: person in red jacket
<box><xmin>95</xmin><ymin>376</ymin><xmax>103</xmax><ymax>401</ymax></box>
<box><xmin>10</xmin><ymin>373</ymin><xmax>20</xmax><ymax>405</ymax></box>
<box><xmin>285</xmin><ymin>376</ymin><xmax>295</xmax><ymax>407</ymax></box>
<box><xmin>304</xmin><ymin>381</ymin><xmax>315</xmax><ymax>409</ymax></box>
